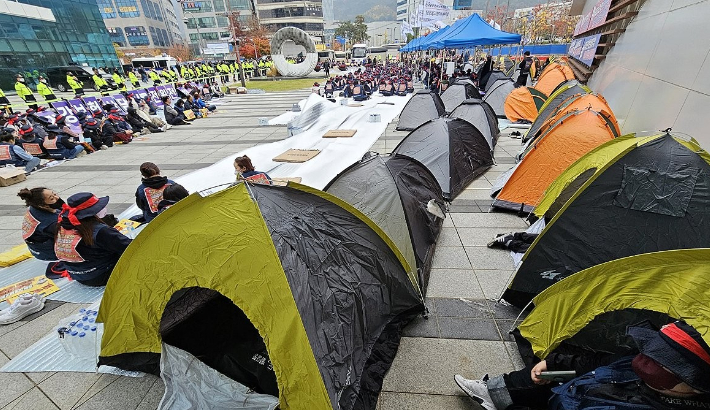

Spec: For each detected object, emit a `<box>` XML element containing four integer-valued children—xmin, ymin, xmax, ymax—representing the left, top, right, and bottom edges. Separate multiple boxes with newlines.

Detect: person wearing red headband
<box><xmin>54</xmin><ymin>192</ymin><xmax>131</xmax><ymax>286</ymax></box>
<box><xmin>454</xmin><ymin>321</ymin><xmax>710</xmax><ymax>410</ymax></box>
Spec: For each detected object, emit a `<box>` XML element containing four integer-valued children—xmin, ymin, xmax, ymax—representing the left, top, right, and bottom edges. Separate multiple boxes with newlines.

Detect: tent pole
<box><xmin>440</xmin><ymin>49</ymin><xmax>445</xmax><ymax>95</ymax></box>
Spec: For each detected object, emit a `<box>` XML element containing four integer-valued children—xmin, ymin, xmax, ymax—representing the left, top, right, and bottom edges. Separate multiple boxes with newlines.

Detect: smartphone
<box><xmin>537</xmin><ymin>371</ymin><xmax>577</xmax><ymax>382</ymax></box>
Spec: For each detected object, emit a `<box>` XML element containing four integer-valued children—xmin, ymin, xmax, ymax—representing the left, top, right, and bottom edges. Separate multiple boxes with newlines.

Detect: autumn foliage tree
<box><xmin>239</xmin><ymin>37</ymin><xmax>270</xmax><ymax>59</ymax></box>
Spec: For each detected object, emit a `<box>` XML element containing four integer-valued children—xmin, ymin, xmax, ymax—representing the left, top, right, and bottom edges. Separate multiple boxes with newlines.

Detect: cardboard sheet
<box><xmin>272</xmin><ymin>149</ymin><xmax>321</xmax><ymax>163</ymax></box>
<box><xmin>323</xmin><ymin>129</ymin><xmax>357</xmax><ymax>138</ymax></box>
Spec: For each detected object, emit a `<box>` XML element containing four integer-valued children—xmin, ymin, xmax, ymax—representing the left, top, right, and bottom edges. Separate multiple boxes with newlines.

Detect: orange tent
<box><xmin>522</xmin><ymin>93</ymin><xmax>620</xmax><ymax>157</ymax></box>
<box><xmin>504</xmin><ymin>87</ymin><xmax>545</xmax><ymax>122</ymax></box>
<box><xmin>534</xmin><ymin>63</ymin><xmax>575</xmax><ymax>96</ymax></box>
<box><xmin>493</xmin><ymin>109</ymin><xmax>618</xmax><ymax>213</ymax></box>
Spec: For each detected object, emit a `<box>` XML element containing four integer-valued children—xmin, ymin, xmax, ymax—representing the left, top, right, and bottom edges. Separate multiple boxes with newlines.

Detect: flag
<box><xmin>488</xmin><ymin>19</ymin><xmax>501</xmax><ymax>30</ymax></box>
<box><xmin>421</xmin><ymin>0</ymin><xmax>450</xmax><ymax>22</ymax></box>
<box><xmin>401</xmin><ymin>21</ymin><xmax>414</xmax><ymax>37</ymax></box>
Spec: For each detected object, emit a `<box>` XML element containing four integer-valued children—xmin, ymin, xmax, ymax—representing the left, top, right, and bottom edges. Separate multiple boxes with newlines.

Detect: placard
<box><xmin>579</xmin><ymin>34</ymin><xmax>601</xmax><ymax>66</ymax></box>
<box><xmin>100</xmin><ymin>96</ymin><xmax>126</xmax><ymax>114</ymax></box>
<box><xmin>322</xmin><ymin>129</ymin><xmax>357</xmax><ymax>138</ymax></box>
<box><xmin>0</xmin><ymin>275</ymin><xmax>59</xmax><ymax>304</ymax></box>
<box><xmin>272</xmin><ymin>149</ymin><xmax>321</xmax><ymax>163</ymax></box>
<box><xmin>146</xmin><ymin>87</ymin><xmax>164</xmax><ymax>107</ymax></box>
<box><xmin>587</xmin><ymin>0</ymin><xmax>612</xmax><ymax>31</ymax></box>
<box><xmin>51</xmin><ymin>101</ymin><xmax>83</xmax><ymax>136</ymax></box>
<box><xmin>68</xmin><ymin>99</ymin><xmax>90</xmax><ymax>116</ymax></box>
<box><xmin>112</xmin><ymin>94</ymin><xmax>130</xmax><ymax>112</ymax></box>
<box><xmin>82</xmin><ymin>96</ymin><xmax>103</xmax><ymax>114</ymax></box>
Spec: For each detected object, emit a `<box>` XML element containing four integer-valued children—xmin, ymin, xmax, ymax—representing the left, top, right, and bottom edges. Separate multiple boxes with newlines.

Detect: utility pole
<box><xmin>225</xmin><ymin>9</ymin><xmax>247</xmax><ymax>87</ymax></box>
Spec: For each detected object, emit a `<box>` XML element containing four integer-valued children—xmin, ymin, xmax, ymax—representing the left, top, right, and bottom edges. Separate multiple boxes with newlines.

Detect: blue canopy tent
<box><xmin>441</xmin><ymin>13</ymin><xmax>521</xmax><ymax>49</ymax></box>
<box><xmin>417</xmin><ymin>24</ymin><xmax>455</xmax><ymax>51</ymax></box>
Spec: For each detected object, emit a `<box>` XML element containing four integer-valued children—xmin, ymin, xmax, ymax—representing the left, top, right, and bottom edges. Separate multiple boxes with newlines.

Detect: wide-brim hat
<box><xmin>84</xmin><ymin>119</ymin><xmax>99</xmax><ymax>129</ymax></box>
<box><xmin>59</xmin><ymin>192</ymin><xmax>109</xmax><ymax>226</ymax></box>
<box><xmin>46</xmin><ymin>124</ymin><xmax>61</xmax><ymax>133</ymax></box>
<box><xmin>629</xmin><ymin>322</ymin><xmax>710</xmax><ymax>393</ymax></box>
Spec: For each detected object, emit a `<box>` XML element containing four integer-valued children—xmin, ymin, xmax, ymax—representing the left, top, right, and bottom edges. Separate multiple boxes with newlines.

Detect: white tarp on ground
<box><xmin>159</xmin><ymin>344</ymin><xmax>279</xmax><ymax>410</ymax></box>
<box><xmin>119</xmin><ymin>92</ymin><xmax>412</xmax><ymax>220</ymax></box>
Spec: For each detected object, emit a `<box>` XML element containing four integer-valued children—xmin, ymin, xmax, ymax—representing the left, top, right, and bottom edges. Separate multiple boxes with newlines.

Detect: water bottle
<box><xmin>77</xmin><ymin>332</ymin><xmax>87</xmax><ymax>360</ymax></box>
<box><xmin>89</xmin><ymin>325</ymin><xmax>99</xmax><ymax>360</ymax></box>
<box><xmin>68</xmin><ymin>330</ymin><xmax>79</xmax><ymax>356</ymax></box>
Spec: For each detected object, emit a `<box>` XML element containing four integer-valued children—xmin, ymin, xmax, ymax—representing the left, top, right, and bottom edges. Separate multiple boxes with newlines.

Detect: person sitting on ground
<box><xmin>0</xmin><ymin>129</ymin><xmax>41</xmax><ymax>173</ymax></box>
<box><xmin>43</xmin><ymin>124</ymin><xmax>83</xmax><ymax>160</ymax></box>
<box><xmin>54</xmin><ymin>192</ymin><xmax>131</xmax><ymax>286</ymax></box>
<box><xmin>455</xmin><ymin>321</ymin><xmax>710</xmax><ymax>410</ymax></box>
<box><xmin>125</xmin><ymin>107</ymin><xmax>162</xmax><ymax>134</ymax></box>
<box><xmin>162</xmin><ymin>96</ymin><xmax>190</xmax><ymax>126</ymax></box>
<box><xmin>54</xmin><ymin>115</ymin><xmax>80</xmax><ymax>139</ymax></box>
<box><xmin>192</xmin><ymin>93</ymin><xmax>216</xmax><ymax>112</ymax></box>
<box><xmin>17</xmin><ymin>124</ymin><xmax>48</xmax><ymax>159</ymax></box>
<box><xmin>184</xmin><ymin>95</ymin><xmax>202</xmax><ymax>118</ymax></box>
<box><xmin>18</xmin><ymin>187</ymin><xmax>63</xmax><ymax>261</ymax></box>
<box><xmin>102</xmin><ymin>114</ymin><xmax>132</xmax><ymax>144</ymax></box>
<box><xmin>234</xmin><ymin>155</ymin><xmax>271</xmax><ymax>183</ymax></box>
<box><xmin>82</xmin><ymin>118</ymin><xmax>111</xmax><ymax>150</ymax></box>
<box><xmin>132</xmin><ymin>96</ymin><xmax>168</xmax><ymax>129</ymax></box>
<box><xmin>174</xmin><ymin>98</ymin><xmax>194</xmax><ymax>122</ymax></box>
<box><xmin>157</xmin><ymin>183</ymin><xmax>190</xmax><ymax>214</ymax></box>
<box><xmin>135</xmin><ymin>162</ymin><xmax>175</xmax><ymax>223</ymax></box>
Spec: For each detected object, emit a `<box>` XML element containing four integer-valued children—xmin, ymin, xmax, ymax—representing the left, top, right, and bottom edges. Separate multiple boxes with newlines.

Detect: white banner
<box><xmin>488</xmin><ymin>19</ymin><xmax>501</xmax><ymax>30</ymax></box>
<box><xmin>401</xmin><ymin>21</ymin><xmax>414</xmax><ymax>37</ymax></box>
<box><xmin>422</xmin><ymin>0</ymin><xmax>450</xmax><ymax>21</ymax></box>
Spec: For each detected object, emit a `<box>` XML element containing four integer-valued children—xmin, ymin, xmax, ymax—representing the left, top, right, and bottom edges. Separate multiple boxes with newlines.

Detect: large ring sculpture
<box><xmin>270</xmin><ymin>27</ymin><xmax>318</xmax><ymax>77</ymax></box>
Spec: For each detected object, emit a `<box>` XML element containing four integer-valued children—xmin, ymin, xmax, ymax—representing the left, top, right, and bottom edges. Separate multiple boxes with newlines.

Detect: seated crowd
<box><xmin>312</xmin><ymin>62</ymin><xmax>416</xmax><ymax>100</ymax></box>
<box><xmin>0</xmin><ymin>83</ymin><xmax>219</xmax><ymax>175</ymax></box>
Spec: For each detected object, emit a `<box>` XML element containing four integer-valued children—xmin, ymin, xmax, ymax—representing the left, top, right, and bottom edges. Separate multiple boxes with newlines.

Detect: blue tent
<box><xmin>440</xmin><ymin>13</ymin><xmax>521</xmax><ymax>49</ymax></box>
<box><xmin>417</xmin><ymin>24</ymin><xmax>455</xmax><ymax>51</ymax></box>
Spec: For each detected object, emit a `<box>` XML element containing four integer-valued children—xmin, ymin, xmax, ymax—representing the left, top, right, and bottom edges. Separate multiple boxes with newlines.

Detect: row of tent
<box><xmin>400</xmin><ymin>13</ymin><xmax>521</xmax><ymax>52</ymax></box>
<box><xmin>473</xmin><ymin>60</ymin><xmax>710</xmax><ymax>370</ymax></box>
<box><xmin>95</xmin><ymin>80</ymin><xmax>500</xmax><ymax>408</ymax></box>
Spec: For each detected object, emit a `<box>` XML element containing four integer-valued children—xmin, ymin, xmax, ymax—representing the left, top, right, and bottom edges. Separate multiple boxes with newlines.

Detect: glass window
<box><xmin>229</xmin><ymin>0</ymin><xmax>251</xmax><ymax>10</ymax></box>
<box><xmin>97</xmin><ymin>0</ymin><xmax>117</xmax><ymax>18</ymax></box>
<box><xmin>125</xmin><ymin>25</ymin><xmax>149</xmax><ymax>46</ymax></box>
<box><xmin>107</xmin><ymin>27</ymin><xmax>126</xmax><ymax>47</ymax></box>
<box><xmin>153</xmin><ymin>1</ymin><xmax>164</xmax><ymax>21</ymax></box>
<box><xmin>216</xmin><ymin>16</ymin><xmax>229</xmax><ymax>28</ymax></box>
<box><xmin>116</xmin><ymin>0</ymin><xmax>141</xmax><ymax>17</ymax></box>
<box><xmin>9</xmin><ymin>39</ymin><xmax>29</xmax><ymax>53</ymax></box>
<box><xmin>213</xmin><ymin>0</ymin><xmax>225</xmax><ymax>12</ymax></box>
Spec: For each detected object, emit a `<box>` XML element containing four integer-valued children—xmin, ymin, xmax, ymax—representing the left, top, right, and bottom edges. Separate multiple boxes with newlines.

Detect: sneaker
<box><xmin>487</xmin><ymin>234</ymin><xmax>510</xmax><ymax>249</ymax></box>
<box><xmin>454</xmin><ymin>375</ymin><xmax>496</xmax><ymax>410</ymax></box>
<box><xmin>100</xmin><ymin>145</ymin><xmax>109</xmax><ymax>150</ymax></box>
<box><xmin>0</xmin><ymin>294</ymin><xmax>45</xmax><ymax>325</ymax></box>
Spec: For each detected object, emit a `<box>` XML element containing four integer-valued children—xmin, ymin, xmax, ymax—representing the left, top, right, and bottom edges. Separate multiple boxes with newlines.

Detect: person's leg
<box><xmin>500</xmin><ymin>366</ymin><xmax>554</xmax><ymax>407</ymax></box>
<box><xmin>24</xmin><ymin>157</ymin><xmax>40</xmax><ymax>172</ymax></box>
<box><xmin>68</xmin><ymin>145</ymin><xmax>84</xmax><ymax>159</ymax></box>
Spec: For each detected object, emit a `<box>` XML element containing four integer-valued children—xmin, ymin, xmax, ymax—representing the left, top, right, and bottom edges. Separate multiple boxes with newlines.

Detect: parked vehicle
<box><xmin>45</xmin><ymin>66</ymin><xmax>117</xmax><ymax>92</ymax></box>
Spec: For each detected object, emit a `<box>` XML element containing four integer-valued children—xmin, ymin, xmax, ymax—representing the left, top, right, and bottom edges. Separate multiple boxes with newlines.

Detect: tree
<box><xmin>239</xmin><ymin>37</ymin><xmax>270</xmax><ymax>59</ymax></box>
<box><xmin>113</xmin><ymin>43</ymin><xmax>125</xmax><ymax>60</ymax></box>
<box><xmin>166</xmin><ymin>44</ymin><xmax>193</xmax><ymax>62</ymax></box>
<box><xmin>334</xmin><ymin>15</ymin><xmax>369</xmax><ymax>44</ymax></box>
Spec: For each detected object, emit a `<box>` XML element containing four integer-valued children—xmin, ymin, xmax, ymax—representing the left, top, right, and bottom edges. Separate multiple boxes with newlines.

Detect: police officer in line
<box><xmin>128</xmin><ymin>69</ymin><xmax>140</xmax><ymax>88</ymax></box>
<box><xmin>36</xmin><ymin>76</ymin><xmax>56</xmax><ymax>101</ymax></box>
<box><xmin>15</xmin><ymin>74</ymin><xmax>37</xmax><ymax>110</ymax></box>
<box><xmin>67</xmin><ymin>71</ymin><xmax>84</xmax><ymax>97</ymax></box>
<box><xmin>112</xmin><ymin>69</ymin><xmax>127</xmax><ymax>92</ymax></box>
<box><xmin>92</xmin><ymin>68</ymin><xmax>110</xmax><ymax>96</ymax></box>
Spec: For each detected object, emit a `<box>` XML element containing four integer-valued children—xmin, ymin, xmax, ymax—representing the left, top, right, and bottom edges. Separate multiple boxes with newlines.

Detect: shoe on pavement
<box><xmin>487</xmin><ymin>234</ymin><xmax>510</xmax><ymax>249</ymax></box>
<box><xmin>0</xmin><ymin>294</ymin><xmax>45</xmax><ymax>325</ymax></box>
<box><xmin>455</xmin><ymin>374</ymin><xmax>496</xmax><ymax>410</ymax></box>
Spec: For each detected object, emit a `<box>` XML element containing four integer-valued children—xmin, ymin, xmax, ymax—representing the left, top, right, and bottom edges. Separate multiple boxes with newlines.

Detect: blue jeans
<box><xmin>24</xmin><ymin>157</ymin><xmax>40</xmax><ymax>172</ymax></box>
<box><xmin>67</xmin><ymin>145</ymin><xmax>84</xmax><ymax>159</ymax></box>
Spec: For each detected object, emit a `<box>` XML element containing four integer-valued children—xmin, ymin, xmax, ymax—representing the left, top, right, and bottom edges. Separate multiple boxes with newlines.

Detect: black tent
<box><xmin>392</xmin><ymin>118</ymin><xmax>493</xmax><ymax>201</ymax></box>
<box><xmin>325</xmin><ymin>153</ymin><xmax>446</xmax><ymax>294</ymax></box>
<box><xmin>483</xmin><ymin>78</ymin><xmax>515</xmax><ymax>118</ymax></box>
<box><xmin>396</xmin><ymin>90</ymin><xmax>446</xmax><ymax>131</ymax></box>
<box><xmin>524</xmin><ymin>80</ymin><xmax>590</xmax><ymax>143</ymax></box>
<box><xmin>503</xmin><ymin>134</ymin><xmax>710</xmax><ymax>308</ymax></box>
<box><xmin>441</xmin><ymin>82</ymin><xmax>482</xmax><ymax>113</ymax></box>
<box><xmin>448</xmin><ymin>98</ymin><xmax>499</xmax><ymax>149</ymax></box>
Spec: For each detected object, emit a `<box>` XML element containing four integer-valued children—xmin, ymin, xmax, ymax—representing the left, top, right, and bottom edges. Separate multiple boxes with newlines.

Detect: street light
<box><xmin>183</xmin><ymin>11</ymin><xmax>204</xmax><ymax>59</ymax></box>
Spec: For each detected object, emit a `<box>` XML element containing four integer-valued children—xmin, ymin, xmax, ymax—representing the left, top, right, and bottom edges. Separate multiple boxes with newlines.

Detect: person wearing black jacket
<box><xmin>162</xmin><ymin>96</ymin><xmax>190</xmax><ymax>125</ymax></box>
<box><xmin>43</xmin><ymin>125</ymin><xmax>83</xmax><ymax>159</ymax></box>
<box><xmin>54</xmin><ymin>192</ymin><xmax>131</xmax><ymax>286</ymax></box>
<box><xmin>82</xmin><ymin>118</ymin><xmax>112</xmax><ymax>150</ymax></box>
<box><xmin>516</xmin><ymin>51</ymin><xmax>533</xmax><ymax>87</ymax></box>
<box><xmin>18</xmin><ymin>187</ymin><xmax>63</xmax><ymax>261</ymax></box>
<box><xmin>17</xmin><ymin>124</ymin><xmax>48</xmax><ymax>159</ymax></box>
<box><xmin>125</xmin><ymin>107</ymin><xmax>162</xmax><ymax>134</ymax></box>
<box><xmin>135</xmin><ymin>162</ymin><xmax>176</xmax><ymax>223</ymax></box>
<box><xmin>102</xmin><ymin>114</ymin><xmax>132</xmax><ymax>144</ymax></box>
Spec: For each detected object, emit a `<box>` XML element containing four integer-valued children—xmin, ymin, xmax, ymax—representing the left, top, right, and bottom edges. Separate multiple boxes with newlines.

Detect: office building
<box><xmin>181</xmin><ymin>0</ymin><xmax>256</xmax><ymax>58</ymax></box>
<box><xmin>366</xmin><ymin>21</ymin><xmax>402</xmax><ymax>47</ymax></box>
<box><xmin>98</xmin><ymin>0</ymin><xmax>185</xmax><ymax>51</ymax></box>
<box><xmin>255</xmin><ymin>0</ymin><xmax>324</xmax><ymax>40</ymax></box>
<box><xmin>0</xmin><ymin>0</ymin><xmax>120</xmax><ymax>91</ymax></box>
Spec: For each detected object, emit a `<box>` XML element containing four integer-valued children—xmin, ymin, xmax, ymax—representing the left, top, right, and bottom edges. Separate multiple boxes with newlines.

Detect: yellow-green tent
<box><xmin>516</xmin><ymin>249</ymin><xmax>710</xmax><ymax>360</ymax></box>
<box><xmin>97</xmin><ymin>182</ymin><xmax>423</xmax><ymax>410</ymax></box>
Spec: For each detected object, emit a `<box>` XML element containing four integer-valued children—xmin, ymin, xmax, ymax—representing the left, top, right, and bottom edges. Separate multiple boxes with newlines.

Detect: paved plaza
<box><xmin>0</xmin><ymin>88</ymin><xmax>527</xmax><ymax>410</ymax></box>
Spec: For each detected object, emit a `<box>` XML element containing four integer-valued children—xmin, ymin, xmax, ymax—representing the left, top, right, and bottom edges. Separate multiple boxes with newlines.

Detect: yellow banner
<box><xmin>0</xmin><ymin>275</ymin><xmax>60</xmax><ymax>304</ymax></box>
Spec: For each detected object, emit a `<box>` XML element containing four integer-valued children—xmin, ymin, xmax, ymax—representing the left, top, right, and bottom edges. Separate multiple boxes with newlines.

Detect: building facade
<box><xmin>180</xmin><ymin>0</ymin><xmax>256</xmax><ymax>58</ymax></box>
<box><xmin>98</xmin><ymin>0</ymin><xmax>185</xmax><ymax>52</ymax></box>
<box><xmin>0</xmin><ymin>0</ymin><xmax>120</xmax><ymax>91</ymax></box>
<box><xmin>365</xmin><ymin>21</ymin><xmax>403</xmax><ymax>47</ymax></box>
<box><xmin>255</xmin><ymin>0</ymin><xmax>324</xmax><ymax>40</ymax></box>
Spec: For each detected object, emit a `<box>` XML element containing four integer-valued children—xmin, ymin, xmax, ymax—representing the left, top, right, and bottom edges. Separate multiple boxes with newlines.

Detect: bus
<box><xmin>317</xmin><ymin>50</ymin><xmax>335</xmax><ymax>62</ymax></box>
<box><xmin>131</xmin><ymin>56</ymin><xmax>178</xmax><ymax>69</ymax></box>
<box><xmin>367</xmin><ymin>46</ymin><xmax>388</xmax><ymax>62</ymax></box>
<box><xmin>351</xmin><ymin>44</ymin><xmax>368</xmax><ymax>63</ymax></box>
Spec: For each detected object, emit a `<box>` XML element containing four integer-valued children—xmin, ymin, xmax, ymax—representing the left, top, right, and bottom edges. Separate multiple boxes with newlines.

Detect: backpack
<box><xmin>549</xmin><ymin>357</ymin><xmax>698</xmax><ymax>410</ymax></box>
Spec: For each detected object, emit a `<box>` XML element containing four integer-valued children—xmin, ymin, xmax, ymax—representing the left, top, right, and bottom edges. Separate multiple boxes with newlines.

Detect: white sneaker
<box><xmin>0</xmin><ymin>294</ymin><xmax>45</xmax><ymax>325</ymax></box>
<box><xmin>454</xmin><ymin>375</ymin><xmax>497</xmax><ymax>410</ymax></box>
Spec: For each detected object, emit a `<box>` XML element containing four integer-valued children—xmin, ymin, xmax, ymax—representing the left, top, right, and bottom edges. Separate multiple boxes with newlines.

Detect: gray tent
<box><xmin>393</xmin><ymin>118</ymin><xmax>494</xmax><ymax>201</ymax></box>
<box><xmin>396</xmin><ymin>90</ymin><xmax>446</xmax><ymax>131</ymax></box>
<box><xmin>449</xmin><ymin>99</ymin><xmax>499</xmax><ymax>149</ymax></box>
<box><xmin>441</xmin><ymin>82</ymin><xmax>481</xmax><ymax>114</ymax></box>
<box><xmin>485</xmin><ymin>71</ymin><xmax>509</xmax><ymax>92</ymax></box>
<box><xmin>483</xmin><ymin>78</ymin><xmax>515</xmax><ymax>118</ymax></box>
<box><xmin>324</xmin><ymin>153</ymin><xmax>446</xmax><ymax>294</ymax></box>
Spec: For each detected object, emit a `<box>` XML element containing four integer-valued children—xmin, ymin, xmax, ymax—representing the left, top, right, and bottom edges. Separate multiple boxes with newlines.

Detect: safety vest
<box><xmin>55</xmin><ymin>224</ymin><xmax>120</xmax><ymax>282</ymax></box>
<box><xmin>0</xmin><ymin>142</ymin><xmax>23</xmax><ymax>166</ymax></box>
<box><xmin>67</xmin><ymin>75</ymin><xmax>83</xmax><ymax>90</ymax></box>
<box><xmin>93</xmin><ymin>74</ymin><xmax>107</xmax><ymax>88</ymax></box>
<box><xmin>0</xmin><ymin>88</ymin><xmax>6</xmax><ymax>97</ymax></box>
<box><xmin>128</xmin><ymin>72</ymin><xmax>139</xmax><ymax>84</ymax></box>
<box><xmin>21</xmin><ymin>137</ymin><xmax>46</xmax><ymax>157</ymax></box>
<box><xmin>15</xmin><ymin>81</ymin><xmax>33</xmax><ymax>99</ymax></box>
<box><xmin>36</xmin><ymin>82</ymin><xmax>54</xmax><ymax>97</ymax></box>
<box><xmin>149</xmin><ymin>71</ymin><xmax>160</xmax><ymax>81</ymax></box>
<box><xmin>112</xmin><ymin>73</ymin><xmax>124</xmax><ymax>85</ymax></box>
<box><xmin>43</xmin><ymin>135</ymin><xmax>72</xmax><ymax>159</ymax></box>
